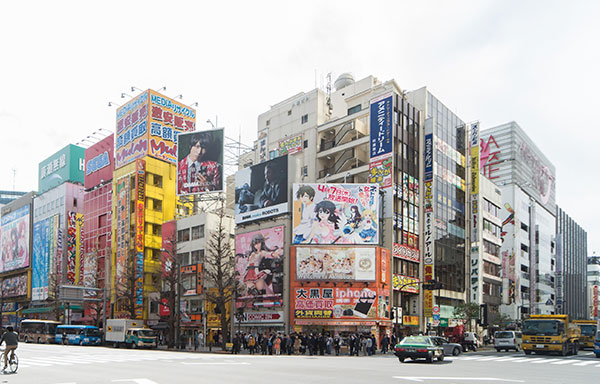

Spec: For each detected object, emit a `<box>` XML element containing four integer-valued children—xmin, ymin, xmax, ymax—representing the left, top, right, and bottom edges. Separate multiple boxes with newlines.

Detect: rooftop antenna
<box><xmin>12</xmin><ymin>168</ymin><xmax>16</xmax><ymax>191</ymax></box>
<box><xmin>326</xmin><ymin>72</ymin><xmax>333</xmax><ymax>115</ymax></box>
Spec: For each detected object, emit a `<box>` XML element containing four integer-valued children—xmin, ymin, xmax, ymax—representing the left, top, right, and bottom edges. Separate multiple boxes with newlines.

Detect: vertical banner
<box><xmin>75</xmin><ymin>213</ymin><xmax>84</xmax><ymax>285</ymax></box>
<box><xmin>115</xmin><ymin>176</ymin><xmax>130</xmax><ymax>293</ymax></box>
<box><xmin>134</xmin><ymin>159</ymin><xmax>146</xmax><ymax>319</ymax></box>
<box><xmin>423</xmin><ymin>120</ymin><xmax>434</xmax><ymax>320</ymax></box>
<box><xmin>66</xmin><ymin>212</ymin><xmax>82</xmax><ymax>284</ymax></box>
<box><xmin>470</xmin><ymin>122</ymin><xmax>480</xmax><ymax>242</ymax></box>
<box><xmin>32</xmin><ymin>220</ymin><xmax>49</xmax><ymax>300</ymax></box>
<box><xmin>369</xmin><ymin>93</ymin><xmax>393</xmax><ymax>160</ymax></box>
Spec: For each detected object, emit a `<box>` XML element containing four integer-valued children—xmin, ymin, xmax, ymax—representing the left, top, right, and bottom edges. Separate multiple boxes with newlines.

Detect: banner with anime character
<box><xmin>235</xmin><ymin>226</ymin><xmax>285</xmax><ymax>308</ymax></box>
<box><xmin>292</xmin><ymin>183</ymin><xmax>379</xmax><ymax>245</ymax></box>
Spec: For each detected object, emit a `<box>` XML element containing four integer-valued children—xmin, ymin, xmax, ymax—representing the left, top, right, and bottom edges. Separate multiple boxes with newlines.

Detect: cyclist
<box><xmin>1</xmin><ymin>326</ymin><xmax>18</xmax><ymax>373</ymax></box>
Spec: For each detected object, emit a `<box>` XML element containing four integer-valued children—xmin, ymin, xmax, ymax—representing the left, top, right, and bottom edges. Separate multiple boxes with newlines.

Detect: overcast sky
<box><xmin>1</xmin><ymin>0</ymin><xmax>598</xmax><ymax>253</ymax></box>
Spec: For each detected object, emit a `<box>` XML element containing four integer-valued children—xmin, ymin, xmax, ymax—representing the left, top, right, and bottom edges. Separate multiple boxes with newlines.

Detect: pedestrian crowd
<box><xmin>231</xmin><ymin>332</ymin><xmax>399</xmax><ymax>356</ymax></box>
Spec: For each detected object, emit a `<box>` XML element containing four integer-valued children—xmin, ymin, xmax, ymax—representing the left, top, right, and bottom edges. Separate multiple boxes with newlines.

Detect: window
<box><xmin>153</xmin><ymin>199</ymin><xmax>162</xmax><ymax>212</ymax></box>
<box><xmin>483</xmin><ymin>219</ymin><xmax>501</xmax><ymax>238</ymax></box>
<box><xmin>483</xmin><ymin>239</ymin><xmax>500</xmax><ymax>257</ymax></box>
<box><xmin>521</xmin><ymin>222</ymin><xmax>528</xmax><ymax>232</ymax></box>
<box><xmin>154</xmin><ymin>175</ymin><xmax>163</xmax><ymax>187</ymax></box>
<box><xmin>288</xmin><ymin>110</ymin><xmax>292</xmax><ymax>116</ymax></box>
<box><xmin>177</xmin><ymin>252</ymin><xmax>189</xmax><ymax>265</ymax></box>
<box><xmin>177</xmin><ymin>229</ymin><xmax>190</xmax><ymax>242</ymax></box>
<box><xmin>347</xmin><ymin>104</ymin><xmax>361</xmax><ymax>115</ymax></box>
<box><xmin>191</xmin><ymin>250</ymin><xmax>204</xmax><ymax>263</ymax></box>
<box><xmin>301</xmin><ymin>166</ymin><xmax>308</xmax><ymax>177</ymax></box>
<box><xmin>301</xmin><ymin>114</ymin><xmax>308</xmax><ymax>124</ymax></box>
<box><xmin>73</xmin><ymin>198</ymin><xmax>78</xmax><ymax>207</ymax></box>
<box><xmin>266</xmin><ymin>119</ymin><xmax>270</xmax><ymax>126</ymax></box>
<box><xmin>150</xmin><ymin>300</ymin><xmax>159</xmax><ymax>314</ymax></box>
<box><xmin>303</xmin><ymin>140</ymin><xmax>308</xmax><ymax>149</ymax></box>
<box><xmin>192</xmin><ymin>225</ymin><xmax>205</xmax><ymax>240</ymax></box>
<box><xmin>152</xmin><ymin>224</ymin><xmax>161</xmax><ymax>237</ymax></box>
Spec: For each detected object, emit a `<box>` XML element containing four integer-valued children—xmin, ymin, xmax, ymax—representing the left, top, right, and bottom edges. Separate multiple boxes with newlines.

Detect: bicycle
<box><xmin>0</xmin><ymin>348</ymin><xmax>18</xmax><ymax>374</ymax></box>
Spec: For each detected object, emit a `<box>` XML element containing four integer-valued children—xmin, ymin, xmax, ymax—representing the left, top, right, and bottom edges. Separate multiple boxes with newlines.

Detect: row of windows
<box><xmin>34</xmin><ymin>196</ymin><xmax>68</xmax><ymax>218</ymax></box>
<box><xmin>178</xmin><ymin>249</ymin><xmax>205</xmax><ymax>265</ymax></box>
<box><xmin>483</xmin><ymin>260</ymin><xmax>501</xmax><ymax>276</ymax></box>
<box><xmin>483</xmin><ymin>198</ymin><xmax>500</xmax><ymax>217</ymax></box>
<box><xmin>483</xmin><ymin>239</ymin><xmax>501</xmax><ymax>257</ymax></box>
<box><xmin>177</xmin><ymin>225</ymin><xmax>205</xmax><ymax>242</ymax></box>
<box><xmin>483</xmin><ymin>219</ymin><xmax>502</xmax><ymax>238</ymax></box>
<box><xmin>393</xmin><ymin>258</ymin><xmax>419</xmax><ymax>278</ymax></box>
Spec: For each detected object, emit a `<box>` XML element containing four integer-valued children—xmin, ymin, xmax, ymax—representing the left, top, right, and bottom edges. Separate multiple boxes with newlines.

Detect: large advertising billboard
<box><xmin>115</xmin><ymin>176</ymin><xmax>130</xmax><ymax>292</ymax></box>
<box><xmin>115</xmin><ymin>90</ymin><xmax>197</xmax><ymax>169</ymax></box>
<box><xmin>293</xmin><ymin>286</ymin><xmax>379</xmax><ymax>320</ymax></box>
<box><xmin>134</xmin><ymin>159</ymin><xmax>145</xmax><ymax>319</ymax></box>
<box><xmin>0</xmin><ymin>205</ymin><xmax>30</xmax><ymax>273</ymax></box>
<box><xmin>38</xmin><ymin>144</ymin><xmax>85</xmax><ymax>194</ymax></box>
<box><xmin>84</xmin><ymin>134</ymin><xmax>114</xmax><ymax>189</ymax></box>
<box><xmin>292</xmin><ymin>183</ymin><xmax>379</xmax><ymax>245</ymax></box>
<box><xmin>31</xmin><ymin>215</ymin><xmax>59</xmax><ymax>300</ymax></box>
<box><xmin>1</xmin><ymin>274</ymin><xmax>28</xmax><ymax>297</ymax></box>
<box><xmin>295</xmin><ymin>247</ymin><xmax>376</xmax><ymax>281</ymax></box>
<box><xmin>176</xmin><ymin>129</ymin><xmax>224</xmax><ymax>196</ymax></box>
<box><xmin>148</xmin><ymin>90</ymin><xmax>196</xmax><ymax>164</ymax></box>
<box><xmin>234</xmin><ymin>155</ymin><xmax>288</xmax><ymax>224</ymax></box>
<box><xmin>235</xmin><ymin>226</ymin><xmax>284</xmax><ymax>308</ymax></box>
<box><xmin>66</xmin><ymin>212</ymin><xmax>84</xmax><ymax>285</ymax></box>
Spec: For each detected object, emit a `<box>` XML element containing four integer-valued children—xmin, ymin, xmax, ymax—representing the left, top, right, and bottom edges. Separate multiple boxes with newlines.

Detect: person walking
<box><xmin>334</xmin><ymin>335</ymin><xmax>341</xmax><ymax>356</ymax></box>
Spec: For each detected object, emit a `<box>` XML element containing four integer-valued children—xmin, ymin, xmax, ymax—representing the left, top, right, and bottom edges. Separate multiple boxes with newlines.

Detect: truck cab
<box><xmin>572</xmin><ymin>320</ymin><xmax>597</xmax><ymax>350</ymax></box>
<box><xmin>126</xmin><ymin>328</ymin><xmax>157</xmax><ymax>349</ymax></box>
<box><xmin>522</xmin><ymin>314</ymin><xmax>580</xmax><ymax>356</ymax></box>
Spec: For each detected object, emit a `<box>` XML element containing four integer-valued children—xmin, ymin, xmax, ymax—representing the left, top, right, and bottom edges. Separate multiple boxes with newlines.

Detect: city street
<box><xmin>1</xmin><ymin>344</ymin><xmax>599</xmax><ymax>384</ymax></box>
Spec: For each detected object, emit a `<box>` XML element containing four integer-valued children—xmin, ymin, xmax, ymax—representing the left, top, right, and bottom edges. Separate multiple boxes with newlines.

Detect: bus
<box><xmin>55</xmin><ymin>325</ymin><xmax>103</xmax><ymax>346</ymax></box>
<box><xmin>19</xmin><ymin>319</ymin><xmax>61</xmax><ymax>344</ymax></box>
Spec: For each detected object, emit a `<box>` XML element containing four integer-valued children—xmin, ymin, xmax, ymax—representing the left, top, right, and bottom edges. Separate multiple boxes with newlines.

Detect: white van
<box><xmin>494</xmin><ymin>330</ymin><xmax>522</xmax><ymax>352</ymax></box>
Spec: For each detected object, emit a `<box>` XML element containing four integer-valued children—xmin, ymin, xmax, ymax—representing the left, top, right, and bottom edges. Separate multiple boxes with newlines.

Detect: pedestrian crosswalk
<box><xmin>448</xmin><ymin>352</ymin><xmax>600</xmax><ymax>367</ymax></box>
<box><xmin>15</xmin><ymin>346</ymin><xmax>249</xmax><ymax>369</ymax></box>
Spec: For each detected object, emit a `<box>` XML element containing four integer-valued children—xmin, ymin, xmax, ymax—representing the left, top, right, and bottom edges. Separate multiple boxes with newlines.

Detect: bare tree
<box><xmin>114</xmin><ymin>252</ymin><xmax>138</xmax><ymax>319</ymax></box>
<box><xmin>156</xmin><ymin>229</ymin><xmax>181</xmax><ymax>349</ymax></box>
<box><xmin>203</xmin><ymin>198</ymin><xmax>237</xmax><ymax>348</ymax></box>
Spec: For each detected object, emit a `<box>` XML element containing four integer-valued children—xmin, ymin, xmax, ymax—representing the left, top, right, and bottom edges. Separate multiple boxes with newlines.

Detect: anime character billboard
<box><xmin>235</xmin><ymin>226</ymin><xmax>285</xmax><ymax>308</ymax></box>
<box><xmin>0</xmin><ymin>205</ymin><xmax>30</xmax><ymax>273</ymax></box>
<box><xmin>292</xmin><ymin>183</ymin><xmax>379</xmax><ymax>245</ymax></box>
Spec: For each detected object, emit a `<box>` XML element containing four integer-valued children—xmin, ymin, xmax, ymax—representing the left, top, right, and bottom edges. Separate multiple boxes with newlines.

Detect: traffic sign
<box><xmin>432</xmin><ymin>314</ymin><xmax>440</xmax><ymax>321</ymax></box>
<box><xmin>432</xmin><ymin>305</ymin><xmax>440</xmax><ymax>314</ymax></box>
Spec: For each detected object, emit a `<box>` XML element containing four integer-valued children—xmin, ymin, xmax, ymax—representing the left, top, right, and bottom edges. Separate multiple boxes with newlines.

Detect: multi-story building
<box><xmin>0</xmin><ymin>192</ymin><xmax>35</xmax><ymax>327</ymax></box>
<box><xmin>470</xmin><ymin>176</ymin><xmax>503</xmax><ymax>324</ymax></box>
<box><xmin>0</xmin><ymin>190</ymin><xmax>27</xmax><ymax>209</ymax></box>
<box><xmin>587</xmin><ymin>254</ymin><xmax>600</xmax><ymax>320</ymax></box>
<box><xmin>480</xmin><ymin>122</ymin><xmax>557</xmax><ymax>320</ymax></box>
<box><xmin>235</xmin><ymin>73</ymin><xmax>422</xmax><ymax>339</ymax></box>
<box><xmin>27</xmin><ymin>144</ymin><xmax>86</xmax><ymax>321</ymax></box>
<box><xmin>407</xmin><ymin>88</ymin><xmax>467</xmax><ymax>329</ymax></box>
<box><xmin>82</xmin><ymin>134</ymin><xmax>115</xmax><ymax>323</ymax></box>
<box><xmin>111</xmin><ymin>90</ymin><xmax>196</xmax><ymax>322</ymax></box>
<box><xmin>555</xmin><ymin>207</ymin><xmax>588</xmax><ymax>319</ymax></box>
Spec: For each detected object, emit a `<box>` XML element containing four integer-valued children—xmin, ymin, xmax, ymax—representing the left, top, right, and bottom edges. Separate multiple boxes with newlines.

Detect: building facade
<box><xmin>480</xmin><ymin>122</ymin><xmax>557</xmax><ymax>320</ymax></box>
<box><xmin>587</xmin><ymin>254</ymin><xmax>600</xmax><ymax>321</ymax></box>
<box><xmin>555</xmin><ymin>206</ymin><xmax>588</xmax><ymax>319</ymax></box>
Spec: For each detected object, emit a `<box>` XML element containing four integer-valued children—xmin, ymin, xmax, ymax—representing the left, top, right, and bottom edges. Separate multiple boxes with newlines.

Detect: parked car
<box><xmin>431</xmin><ymin>336</ymin><xmax>463</xmax><ymax>356</ymax></box>
<box><xmin>494</xmin><ymin>330</ymin><xmax>522</xmax><ymax>352</ymax></box>
<box><xmin>394</xmin><ymin>336</ymin><xmax>445</xmax><ymax>363</ymax></box>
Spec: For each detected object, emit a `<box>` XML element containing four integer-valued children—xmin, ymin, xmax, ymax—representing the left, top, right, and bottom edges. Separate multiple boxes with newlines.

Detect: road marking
<box><xmin>551</xmin><ymin>359</ymin><xmax>580</xmax><ymax>365</ymax></box>
<box><xmin>460</xmin><ymin>356</ymin><xmax>484</xmax><ymax>360</ymax></box>
<box><xmin>513</xmin><ymin>358</ymin><xmax>543</xmax><ymax>363</ymax></box>
<box><xmin>393</xmin><ymin>377</ymin><xmax>525</xmax><ymax>382</ymax></box>
<box><xmin>476</xmin><ymin>357</ymin><xmax>506</xmax><ymax>361</ymax></box>
<box><xmin>573</xmin><ymin>361</ymin><xmax>597</xmax><ymax>366</ymax></box>
<box><xmin>112</xmin><ymin>379</ymin><xmax>159</xmax><ymax>384</ymax></box>
<box><xmin>180</xmin><ymin>362</ymin><xmax>251</xmax><ymax>365</ymax></box>
<box><xmin>495</xmin><ymin>357</ymin><xmax>529</xmax><ymax>362</ymax></box>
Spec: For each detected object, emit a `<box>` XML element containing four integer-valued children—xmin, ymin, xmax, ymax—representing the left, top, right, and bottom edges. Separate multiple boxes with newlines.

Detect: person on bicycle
<box><xmin>1</xmin><ymin>326</ymin><xmax>18</xmax><ymax>372</ymax></box>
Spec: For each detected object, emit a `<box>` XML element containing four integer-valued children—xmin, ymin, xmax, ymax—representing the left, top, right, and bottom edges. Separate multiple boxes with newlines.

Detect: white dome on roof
<box><xmin>334</xmin><ymin>73</ymin><xmax>354</xmax><ymax>90</ymax></box>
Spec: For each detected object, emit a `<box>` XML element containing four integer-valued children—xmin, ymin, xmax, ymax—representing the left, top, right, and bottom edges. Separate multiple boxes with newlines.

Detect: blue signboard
<box><xmin>32</xmin><ymin>219</ymin><xmax>49</xmax><ymax>300</ymax></box>
<box><xmin>424</xmin><ymin>133</ymin><xmax>433</xmax><ymax>181</ymax></box>
<box><xmin>369</xmin><ymin>94</ymin><xmax>393</xmax><ymax>160</ymax></box>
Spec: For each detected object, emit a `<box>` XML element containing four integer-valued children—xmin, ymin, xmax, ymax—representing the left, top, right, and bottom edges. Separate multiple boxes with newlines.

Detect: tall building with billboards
<box><xmin>587</xmin><ymin>254</ymin><xmax>600</xmax><ymax>320</ymax></box>
<box><xmin>111</xmin><ymin>90</ymin><xmax>196</xmax><ymax>322</ymax></box>
<box><xmin>480</xmin><ymin>121</ymin><xmax>557</xmax><ymax>320</ymax></box>
<box><xmin>82</xmin><ymin>134</ymin><xmax>115</xmax><ymax>322</ymax></box>
<box><xmin>555</xmin><ymin>206</ymin><xmax>588</xmax><ymax>319</ymax></box>
<box><xmin>0</xmin><ymin>192</ymin><xmax>35</xmax><ymax>327</ymax></box>
<box><xmin>27</xmin><ymin>144</ymin><xmax>86</xmax><ymax>320</ymax></box>
<box><xmin>407</xmin><ymin>88</ymin><xmax>467</xmax><ymax>329</ymax></box>
<box><xmin>236</xmin><ymin>74</ymin><xmax>419</xmax><ymax>338</ymax></box>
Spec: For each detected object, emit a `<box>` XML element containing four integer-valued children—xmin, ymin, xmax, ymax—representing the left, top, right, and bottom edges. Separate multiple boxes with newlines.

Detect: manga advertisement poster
<box><xmin>66</xmin><ymin>212</ymin><xmax>83</xmax><ymax>284</ymax></box>
<box><xmin>176</xmin><ymin>129</ymin><xmax>224</xmax><ymax>196</ymax></box>
<box><xmin>235</xmin><ymin>226</ymin><xmax>284</xmax><ymax>308</ymax></box>
<box><xmin>293</xmin><ymin>286</ymin><xmax>378</xmax><ymax>319</ymax></box>
<box><xmin>1</xmin><ymin>274</ymin><xmax>28</xmax><ymax>297</ymax></box>
<box><xmin>235</xmin><ymin>155</ymin><xmax>288</xmax><ymax>224</ymax></box>
<box><xmin>32</xmin><ymin>215</ymin><xmax>58</xmax><ymax>301</ymax></box>
<box><xmin>0</xmin><ymin>205</ymin><xmax>30</xmax><ymax>273</ymax></box>
<box><xmin>295</xmin><ymin>247</ymin><xmax>376</xmax><ymax>281</ymax></box>
<box><xmin>292</xmin><ymin>183</ymin><xmax>379</xmax><ymax>245</ymax></box>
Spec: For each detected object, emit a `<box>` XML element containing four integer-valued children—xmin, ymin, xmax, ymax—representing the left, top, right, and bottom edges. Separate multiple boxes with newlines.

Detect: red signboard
<box><xmin>84</xmin><ymin>134</ymin><xmax>114</xmax><ymax>189</ymax></box>
<box><xmin>393</xmin><ymin>243</ymin><xmax>420</xmax><ymax>263</ymax></box>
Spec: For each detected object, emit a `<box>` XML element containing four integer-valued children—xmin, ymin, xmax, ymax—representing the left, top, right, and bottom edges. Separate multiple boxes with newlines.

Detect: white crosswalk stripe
<box><xmin>551</xmin><ymin>359</ymin><xmax>582</xmax><ymax>365</ymax></box>
<box><xmin>573</xmin><ymin>361</ymin><xmax>597</xmax><ymax>366</ymax></box>
<box><xmin>450</xmin><ymin>354</ymin><xmax>600</xmax><ymax>367</ymax></box>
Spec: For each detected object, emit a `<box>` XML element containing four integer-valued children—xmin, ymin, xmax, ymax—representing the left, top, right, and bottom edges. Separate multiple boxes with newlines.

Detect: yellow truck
<box><xmin>522</xmin><ymin>314</ymin><xmax>580</xmax><ymax>356</ymax></box>
<box><xmin>572</xmin><ymin>320</ymin><xmax>597</xmax><ymax>350</ymax></box>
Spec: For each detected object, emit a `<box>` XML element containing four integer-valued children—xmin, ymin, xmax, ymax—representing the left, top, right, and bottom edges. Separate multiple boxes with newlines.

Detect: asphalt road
<box><xmin>1</xmin><ymin>343</ymin><xmax>599</xmax><ymax>384</ymax></box>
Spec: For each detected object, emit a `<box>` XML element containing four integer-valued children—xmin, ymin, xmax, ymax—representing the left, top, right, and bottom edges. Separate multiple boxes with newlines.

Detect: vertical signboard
<box><xmin>32</xmin><ymin>219</ymin><xmax>49</xmax><ymax>300</ymax></box>
<box><xmin>115</xmin><ymin>176</ymin><xmax>130</xmax><ymax>294</ymax></box>
<box><xmin>134</xmin><ymin>159</ymin><xmax>146</xmax><ymax>319</ymax></box>
<box><xmin>470</xmin><ymin>122</ymin><xmax>480</xmax><ymax>242</ymax></box>
<box><xmin>369</xmin><ymin>93</ymin><xmax>393</xmax><ymax>160</ymax></box>
<box><xmin>368</xmin><ymin>154</ymin><xmax>393</xmax><ymax>188</ymax></box>
<box><xmin>66</xmin><ymin>212</ymin><xmax>83</xmax><ymax>284</ymax></box>
<box><xmin>423</xmin><ymin>120</ymin><xmax>434</xmax><ymax>319</ymax></box>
